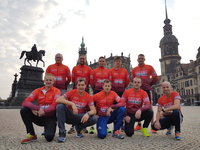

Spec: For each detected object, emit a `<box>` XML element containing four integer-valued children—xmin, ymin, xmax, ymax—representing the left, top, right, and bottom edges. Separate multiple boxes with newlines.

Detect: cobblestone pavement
<box><xmin>0</xmin><ymin>106</ymin><xmax>200</xmax><ymax>150</ymax></box>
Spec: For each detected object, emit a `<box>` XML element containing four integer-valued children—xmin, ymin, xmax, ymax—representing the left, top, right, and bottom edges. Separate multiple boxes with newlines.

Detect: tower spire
<box><xmin>164</xmin><ymin>0</ymin><xmax>171</xmax><ymax>26</ymax></box>
<box><xmin>159</xmin><ymin>0</ymin><xmax>181</xmax><ymax>76</ymax></box>
<box><xmin>165</xmin><ymin>0</ymin><xmax>168</xmax><ymax>19</ymax></box>
<box><xmin>80</xmin><ymin>36</ymin><xmax>85</xmax><ymax>48</ymax></box>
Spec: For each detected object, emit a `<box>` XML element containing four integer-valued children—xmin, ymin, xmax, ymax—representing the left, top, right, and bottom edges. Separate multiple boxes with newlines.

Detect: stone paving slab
<box><xmin>0</xmin><ymin>106</ymin><xmax>200</xmax><ymax>150</ymax></box>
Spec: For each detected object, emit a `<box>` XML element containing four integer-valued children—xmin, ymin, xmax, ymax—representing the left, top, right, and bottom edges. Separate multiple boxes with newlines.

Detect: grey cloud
<box><xmin>0</xmin><ymin>0</ymin><xmax>60</xmax><ymax>99</ymax></box>
<box><xmin>85</xmin><ymin>0</ymin><xmax>90</xmax><ymax>6</ymax></box>
<box><xmin>52</xmin><ymin>13</ymin><xmax>67</xmax><ymax>29</ymax></box>
<box><xmin>74</xmin><ymin>10</ymin><xmax>86</xmax><ymax>17</ymax></box>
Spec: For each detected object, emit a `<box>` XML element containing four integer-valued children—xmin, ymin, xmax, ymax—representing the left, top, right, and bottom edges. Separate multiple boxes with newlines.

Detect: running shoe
<box><xmin>151</xmin><ymin>127</ymin><xmax>157</xmax><ymax>133</ymax></box>
<box><xmin>112</xmin><ymin>130</ymin><xmax>124</xmax><ymax>139</ymax></box>
<box><xmin>175</xmin><ymin>131</ymin><xmax>182</xmax><ymax>140</ymax></box>
<box><xmin>134</xmin><ymin>124</ymin><xmax>142</xmax><ymax>131</ymax></box>
<box><xmin>166</xmin><ymin>125</ymin><xmax>173</xmax><ymax>135</ymax></box>
<box><xmin>89</xmin><ymin>126</ymin><xmax>95</xmax><ymax>134</ymax></box>
<box><xmin>57</xmin><ymin>131</ymin><xmax>66</xmax><ymax>142</ymax></box>
<box><xmin>21</xmin><ymin>134</ymin><xmax>37</xmax><ymax>144</ymax></box>
<box><xmin>141</xmin><ymin>128</ymin><xmax>150</xmax><ymax>137</ymax></box>
<box><xmin>107</xmin><ymin>127</ymin><xmax>111</xmax><ymax>133</ymax></box>
<box><xmin>68</xmin><ymin>127</ymin><xmax>75</xmax><ymax>134</ymax></box>
<box><xmin>80</xmin><ymin>128</ymin><xmax>88</xmax><ymax>133</ymax></box>
<box><xmin>41</xmin><ymin>131</ymin><xmax>45</xmax><ymax>135</ymax></box>
<box><xmin>74</xmin><ymin>125</ymin><xmax>83</xmax><ymax>138</ymax></box>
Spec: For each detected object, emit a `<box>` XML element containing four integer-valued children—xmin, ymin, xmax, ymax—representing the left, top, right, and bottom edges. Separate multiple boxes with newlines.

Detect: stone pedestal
<box><xmin>10</xmin><ymin>65</ymin><xmax>44</xmax><ymax>106</ymax></box>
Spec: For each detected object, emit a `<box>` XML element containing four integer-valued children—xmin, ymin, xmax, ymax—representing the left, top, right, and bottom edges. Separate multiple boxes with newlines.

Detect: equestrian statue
<box><xmin>20</xmin><ymin>44</ymin><xmax>45</xmax><ymax>67</ymax></box>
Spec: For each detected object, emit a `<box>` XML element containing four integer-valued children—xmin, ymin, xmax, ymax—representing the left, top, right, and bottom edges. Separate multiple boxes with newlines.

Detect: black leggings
<box><xmin>20</xmin><ymin>107</ymin><xmax>57</xmax><ymax>142</ymax></box>
<box><xmin>151</xmin><ymin>109</ymin><xmax>183</xmax><ymax>132</ymax></box>
<box><xmin>125</xmin><ymin>109</ymin><xmax>153</xmax><ymax>137</ymax></box>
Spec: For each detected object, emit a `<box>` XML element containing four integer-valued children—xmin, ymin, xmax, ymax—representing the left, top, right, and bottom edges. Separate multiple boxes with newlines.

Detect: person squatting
<box><xmin>20</xmin><ymin>54</ymin><xmax>183</xmax><ymax>144</ymax></box>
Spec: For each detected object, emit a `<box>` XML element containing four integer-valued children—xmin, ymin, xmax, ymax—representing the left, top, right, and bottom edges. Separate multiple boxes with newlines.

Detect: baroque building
<box><xmin>89</xmin><ymin>52</ymin><xmax>131</xmax><ymax>75</ymax></box>
<box><xmin>67</xmin><ymin>37</ymin><xmax>132</xmax><ymax>93</ymax></box>
<box><xmin>152</xmin><ymin>3</ymin><xmax>200</xmax><ymax>106</ymax></box>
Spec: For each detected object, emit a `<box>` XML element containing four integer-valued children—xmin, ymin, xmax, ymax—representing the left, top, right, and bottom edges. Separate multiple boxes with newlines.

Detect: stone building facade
<box><xmin>151</xmin><ymin>4</ymin><xmax>200</xmax><ymax>106</ymax></box>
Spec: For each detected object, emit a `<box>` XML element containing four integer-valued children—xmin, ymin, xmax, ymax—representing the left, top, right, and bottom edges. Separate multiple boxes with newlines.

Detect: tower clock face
<box><xmin>166</xmin><ymin>60</ymin><xmax>170</xmax><ymax>64</ymax></box>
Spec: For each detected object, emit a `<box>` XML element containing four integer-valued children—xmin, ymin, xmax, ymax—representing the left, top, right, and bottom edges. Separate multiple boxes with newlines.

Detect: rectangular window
<box><xmin>185</xmin><ymin>81</ymin><xmax>189</xmax><ymax>87</ymax></box>
<box><xmin>190</xmin><ymin>80</ymin><xmax>193</xmax><ymax>86</ymax></box>
<box><xmin>191</xmin><ymin>89</ymin><xmax>193</xmax><ymax>94</ymax></box>
<box><xmin>195</xmin><ymin>88</ymin><xmax>198</xmax><ymax>94</ymax></box>
<box><xmin>195</xmin><ymin>79</ymin><xmax>198</xmax><ymax>85</ymax></box>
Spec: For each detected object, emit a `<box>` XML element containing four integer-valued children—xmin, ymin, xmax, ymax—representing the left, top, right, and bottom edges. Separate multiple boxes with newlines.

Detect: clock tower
<box><xmin>159</xmin><ymin>2</ymin><xmax>181</xmax><ymax>77</ymax></box>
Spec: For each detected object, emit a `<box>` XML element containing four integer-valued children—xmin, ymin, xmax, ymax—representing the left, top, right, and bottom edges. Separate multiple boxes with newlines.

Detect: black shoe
<box><xmin>57</xmin><ymin>131</ymin><xmax>66</xmax><ymax>142</ymax></box>
<box><xmin>68</xmin><ymin>127</ymin><xmax>75</xmax><ymax>134</ymax></box>
<box><xmin>80</xmin><ymin>128</ymin><xmax>88</xmax><ymax>133</ymax></box>
<box><xmin>74</xmin><ymin>125</ymin><xmax>83</xmax><ymax>138</ymax></box>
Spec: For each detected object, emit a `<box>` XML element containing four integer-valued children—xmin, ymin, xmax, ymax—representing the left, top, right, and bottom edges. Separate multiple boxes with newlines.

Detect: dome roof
<box><xmin>159</xmin><ymin>34</ymin><xmax>179</xmax><ymax>46</ymax></box>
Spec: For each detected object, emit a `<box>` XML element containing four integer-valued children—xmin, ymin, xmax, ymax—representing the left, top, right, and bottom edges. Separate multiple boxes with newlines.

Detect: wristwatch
<box><xmin>87</xmin><ymin>112</ymin><xmax>91</xmax><ymax>116</ymax></box>
<box><xmin>161</xmin><ymin>108</ymin><xmax>165</xmax><ymax>112</ymax></box>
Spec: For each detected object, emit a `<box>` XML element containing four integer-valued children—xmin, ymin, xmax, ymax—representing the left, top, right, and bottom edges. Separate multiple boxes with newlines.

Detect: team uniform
<box><xmin>122</xmin><ymin>88</ymin><xmax>153</xmax><ymax>137</ymax></box>
<box><xmin>72</xmin><ymin>64</ymin><xmax>92</xmax><ymax>92</ymax></box>
<box><xmin>90</xmin><ymin>66</ymin><xmax>110</xmax><ymax>94</ymax></box>
<box><xmin>46</xmin><ymin>63</ymin><xmax>71</xmax><ymax>90</ymax></box>
<box><xmin>20</xmin><ymin>86</ymin><xmax>61</xmax><ymax>142</ymax></box>
<box><xmin>131</xmin><ymin>64</ymin><xmax>158</xmax><ymax>102</ymax></box>
<box><xmin>56</xmin><ymin>89</ymin><xmax>97</xmax><ymax>133</ymax></box>
<box><xmin>93</xmin><ymin>90</ymin><xmax>126</xmax><ymax>139</ymax></box>
<box><xmin>109</xmin><ymin>67</ymin><xmax>129</xmax><ymax>97</ymax></box>
<box><xmin>151</xmin><ymin>92</ymin><xmax>183</xmax><ymax>133</ymax></box>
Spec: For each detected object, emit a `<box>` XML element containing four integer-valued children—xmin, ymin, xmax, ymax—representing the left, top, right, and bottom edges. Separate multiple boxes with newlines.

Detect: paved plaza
<box><xmin>0</xmin><ymin>106</ymin><xmax>200</xmax><ymax>150</ymax></box>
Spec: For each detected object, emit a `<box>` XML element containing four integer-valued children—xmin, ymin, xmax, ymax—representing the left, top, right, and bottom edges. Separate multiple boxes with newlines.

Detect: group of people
<box><xmin>20</xmin><ymin>53</ymin><xmax>183</xmax><ymax>144</ymax></box>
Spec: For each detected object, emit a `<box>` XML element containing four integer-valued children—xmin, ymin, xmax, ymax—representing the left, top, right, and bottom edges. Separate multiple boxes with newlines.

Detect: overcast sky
<box><xmin>0</xmin><ymin>0</ymin><xmax>200</xmax><ymax>99</ymax></box>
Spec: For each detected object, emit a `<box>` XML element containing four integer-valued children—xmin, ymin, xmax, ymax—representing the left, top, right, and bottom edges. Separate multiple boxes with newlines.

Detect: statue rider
<box><xmin>31</xmin><ymin>44</ymin><xmax>38</xmax><ymax>61</ymax></box>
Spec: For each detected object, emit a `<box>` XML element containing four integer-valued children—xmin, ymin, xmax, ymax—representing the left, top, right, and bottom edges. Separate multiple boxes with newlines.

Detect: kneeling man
<box><xmin>93</xmin><ymin>79</ymin><xmax>126</xmax><ymax>139</ymax></box>
<box><xmin>56</xmin><ymin>78</ymin><xmax>97</xmax><ymax>142</ymax></box>
<box><xmin>20</xmin><ymin>73</ymin><xmax>61</xmax><ymax>143</ymax></box>
<box><xmin>122</xmin><ymin>77</ymin><xmax>153</xmax><ymax>137</ymax></box>
<box><xmin>151</xmin><ymin>81</ymin><xmax>183</xmax><ymax>140</ymax></box>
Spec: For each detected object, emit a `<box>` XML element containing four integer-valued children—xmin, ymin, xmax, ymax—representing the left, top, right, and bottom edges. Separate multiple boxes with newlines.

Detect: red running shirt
<box><xmin>72</xmin><ymin>64</ymin><xmax>92</xmax><ymax>91</ymax></box>
<box><xmin>46</xmin><ymin>63</ymin><xmax>71</xmax><ymax>90</ymax></box>
<box><xmin>63</xmin><ymin>89</ymin><xmax>94</xmax><ymax>113</ymax></box>
<box><xmin>109</xmin><ymin>67</ymin><xmax>129</xmax><ymax>93</ymax></box>
<box><xmin>158</xmin><ymin>91</ymin><xmax>181</xmax><ymax>112</ymax></box>
<box><xmin>92</xmin><ymin>90</ymin><xmax>125</xmax><ymax>116</ymax></box>
<box><xmin>122</xmin><ymin>88</ymin><xmax>150</xmax><ymax>114</ymax></box>
<box><xmin>22</xmin><ymin>86</ymin><xmax>61</xmax><ymax>117</ymax></box>
<box><xmin>90</xmin><ymin>66</ymin><xmax>110</xmax><ymax>91</ymax></box>
<box><xmin>131</xmin><ymin>64</ymin><xmax>158</xmax><ymax>90</ymax></box>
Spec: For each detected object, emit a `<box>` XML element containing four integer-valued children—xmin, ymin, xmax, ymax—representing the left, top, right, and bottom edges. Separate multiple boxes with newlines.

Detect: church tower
<box><xmin>77</xmin><ymin>37</ymin><xmax>88</xmax><ymax>65</ymax></box>
<box><xmin>159</xmin><ymin>1</ymin><xmax>181</xmax><ymax>77</ymax></box>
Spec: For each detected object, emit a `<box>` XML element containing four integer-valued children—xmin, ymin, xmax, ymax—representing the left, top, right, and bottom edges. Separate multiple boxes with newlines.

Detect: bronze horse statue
<box><xmin>20</xmin><ymin>50</ymin><xmax>45</xmax><ymax>67</ymax></box>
